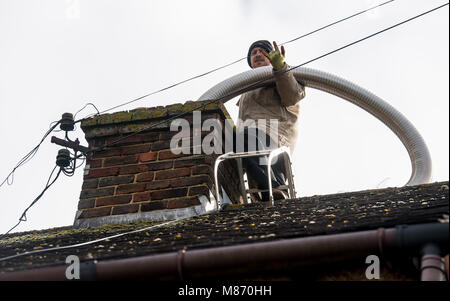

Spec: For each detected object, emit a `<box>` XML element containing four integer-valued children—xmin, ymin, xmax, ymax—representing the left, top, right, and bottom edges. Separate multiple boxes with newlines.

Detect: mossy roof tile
<box><xmin>0</xmin><ymin>181</ymin><xmax>448</xmax><ymax>273</ymax></box>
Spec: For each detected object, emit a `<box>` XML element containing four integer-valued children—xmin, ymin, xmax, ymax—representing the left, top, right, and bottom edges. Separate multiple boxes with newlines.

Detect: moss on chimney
<box><xmin>80</xmin><ymin>100</ymin><xmax>230</xmax><ymax>130</ymax></box>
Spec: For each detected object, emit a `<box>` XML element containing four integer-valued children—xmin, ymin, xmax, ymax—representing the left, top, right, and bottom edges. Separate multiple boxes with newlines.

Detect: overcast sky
<box><xmin>0</xmin><ymin>0</ymin><xmax>448</xmax><ymax>234</ymax></box>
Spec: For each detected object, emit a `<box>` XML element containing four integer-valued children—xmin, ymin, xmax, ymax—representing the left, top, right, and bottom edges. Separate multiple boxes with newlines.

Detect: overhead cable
<box><xmin>1</xmin><ymin>165</ymin><xmax>62</xmax><ymax>236</ymax></box>
<box><xmin>85</xmin><ymin>2</ymin><xmax>449</xmax><ymax>157</ymax></box>
<box><xmin>0</xmin><ymin>121</ymin><xmax>61</xmax><ymax>190</ymax></box>
<box><xmin>73</xmin><ymin>0</ymin><xmax>396</xmax><ymax>122</ymax></box>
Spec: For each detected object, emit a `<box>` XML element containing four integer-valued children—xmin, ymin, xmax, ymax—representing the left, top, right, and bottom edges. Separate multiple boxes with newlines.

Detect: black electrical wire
<box><xmin>280</xmin><ymin>0</ymin><xmax>394</xmax><ymax>46</ymax></box>
<box><xmin>0</xmin><ymin>148</ymin><xmax>87</xmax><ymax>236</ymax></box>
<box><xmin>0</xmin><ymin>121</ymin><xmax>61</xmax><ymax>190</ymax></box>
<box><xmin>62</xmin><ymin>151</ymin><xmax>79</xmax><ymax>177</ymax></box>
<box><xmin>87</xmin><ymin>56</ymin><xmax>247</xmax><ymax>119</ymax></box>
<box><xmin>74</xmin><ymin>102</ymin><xmax>100</xmax><ymax>121</ymax></box>
<box><xmin>73</xmin><ymin>0</ymin><xmax>395</xmax><ymax>124</ymax></box>
<box><xmin>1</xmin><ymin>165</ymin><xmax>62</xmax><ymax>236</ymax></box>
<box><xmin>85</xmin><ymin>2</ymin><xmax>449</xmax><ymax>158</ymax></box>
<box><xmin>0</xmin><ymin>101</ymin><xmax>97</xmax><ymax>191</ymax></box>
<box><xmin>75</xmin><ymin>156</ymin><xmax>86</xmax><ymax>169</ymax></box>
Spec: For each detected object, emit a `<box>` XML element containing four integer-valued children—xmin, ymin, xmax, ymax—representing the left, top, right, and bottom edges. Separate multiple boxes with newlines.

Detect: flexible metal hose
<box><xmin>198</xmin><ymin>66</ymin><xmax>432</xmax><ymax>186</ymax></box>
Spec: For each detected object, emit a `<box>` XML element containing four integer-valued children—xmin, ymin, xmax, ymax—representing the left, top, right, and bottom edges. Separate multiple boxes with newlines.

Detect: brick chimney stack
<box><xmin>74</xmin><ymin>100</ymin><xmax>242</xmax><ymax>228</ymax></box>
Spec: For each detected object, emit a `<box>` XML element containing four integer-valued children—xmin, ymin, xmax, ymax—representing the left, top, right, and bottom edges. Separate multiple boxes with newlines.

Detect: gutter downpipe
<box><xmin>420</xmin><ymin>244</ymin><xmax>447</xmax><ymax>281</ymax></box>
<box><xmin>0</xmin><ymin>222</ymin><xmax>447</xmax><ymax>281</ymax></box>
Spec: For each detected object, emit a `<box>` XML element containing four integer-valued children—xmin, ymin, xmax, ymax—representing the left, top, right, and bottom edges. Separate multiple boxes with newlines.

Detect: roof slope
<box><xmin>0</xmin><ymin>181</ymin><xmax>448</xmax><ymax>273</ymax></box>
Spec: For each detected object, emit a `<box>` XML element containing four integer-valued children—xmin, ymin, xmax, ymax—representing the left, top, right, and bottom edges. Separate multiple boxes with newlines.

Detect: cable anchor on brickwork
<box><xmin>50</xmin><ymin>112</ymin><xmax>90</xmax><ymax>158</ymax></box>
<box><xmin>51</xmin><ymin>112</ymin><xmax>90</xmax><ymax>177</ymax></box>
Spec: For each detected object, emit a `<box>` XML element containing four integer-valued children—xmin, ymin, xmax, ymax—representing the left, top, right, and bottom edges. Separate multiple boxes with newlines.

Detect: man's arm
<box><xmin>262</xmin><ymin>41</ymin><xmax>305</xmax><ymax>107</ymax></box>
<box><xmin>274</xmin><ymin>64</ymin><xmax>305</xmax><ymax>107</ymax></box>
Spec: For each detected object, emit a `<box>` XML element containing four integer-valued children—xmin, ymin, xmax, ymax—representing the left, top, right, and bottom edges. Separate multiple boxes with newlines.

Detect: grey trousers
<box><xmin>235</xmin><ymin>128</ymin><xmax>286</xmax><ymax>201</ymax></box>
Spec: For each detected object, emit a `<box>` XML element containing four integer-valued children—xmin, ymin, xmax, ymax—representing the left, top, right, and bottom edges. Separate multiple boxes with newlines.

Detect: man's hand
<box><xmin>262</xmin><ymin>41</ymin><xmax>286</xmax><ymax>71</ymax></box>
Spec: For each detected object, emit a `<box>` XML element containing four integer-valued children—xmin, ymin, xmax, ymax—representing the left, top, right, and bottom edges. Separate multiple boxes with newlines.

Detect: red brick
<box><xmin>173</xmin><ymin>157</ymin><xmax>213</xmax><ymax>168</ymax></box>
<box><xmin>96</xmin><ymin>195</ymin><xmax>132</xmax><ymax>207</ymax></box>
<box><xmin>140</xmin><ymin>200</ymin><xmax>168</xmax><ymax>212</ymax></box>
<box><xmin>147</xmin><ymin>161</ymin><xmax>173</xmax><ymax>171</ymax></box>
<box><xmin>80</xmin><ymin>187</ymin><xmax>115</xmax><ymax>199</ymax></box>
<box><xmin>188</xmin><ymin>185</ymin><xmax>210</xmax><ymax>196</ymax></box>
<box><xmin>169</xmin><ymin>175</ymin><xmax>210</xmax><ymax>188</ymax></box>
<box><xmin>167</xmin><ymin>196</ymin><xmax>201</xmax><ymax>209</ymax></box>
<box><xmin>158</xmin><ymin>150</ymin><xmax>187</xmax><ymax>160</ymax></box>
<box><xmin>136</xmin><ymin>132</ymin><xmax>161</xmax><ymax>143</ymax></box>
<box><xmin>107</xmin><ymin>132</ymin><xmax>160</xmax><ymax>146</ymax></box>
<box><xmin>86</xmin><ymin>167</ymin><xmax>119</xmax><ymax>179</ymax></box>
<box><xmin>98</xmin><ymin>175</ymin><xmax>135</xmax><ymax>187</ymax></box>
<box><xmin>151</xmin><ymin>140</ymin><xmax>171</xmax><ymax>151</ymax></box>
<box><xmin>122</xmin><ymin>144</ymin><xmax>152</xmax><ymax>155</ymax></box>
<box><xmin>139</xmin><ymin>152</ymin><xmax>157</xmax><ymax>162</ymax></box>
<box><xmin>119</xmin><ymin>164</ymin><xmax>148</xmax><ymax>175</ymax></box>
<box><xmin>105</xmin><ymin>135</ymin><xmax>141</xmax><ymax>147</ymax></box>
<box><xmin>92</xmin><ymin>148</ymin><xmax>122</xmax><ymax>159</ymax></box>
<box><xmin>191</xmin><ymin>165</ymin><xmax>212</xmax><ymax>176</ymax></box>
<box><xmin>89</xmin><ymin>159</ymin><xmax>103</xmax><ymax>168</ymax></box>
<box><xmin>78</xmin><ymin>199</ymin><xmax>95</xmax><ymax>210</ymax></box>
<box><xmin>146</xmin><ymin>180</ymin><xmax>170</xmax><ymax>190</ymax></box>
<box><xmin>111</xmin><ymin>204</ymin><xmax>140</xmax><ymax>215</ymax></box>
<box><xmin>136</xmin><ymin>172</ymin><xmax>155</xmax><ymax>182</ymax></box>
<box><xmin>78</xmin><ymin>207</ymin><xmax>112</xmax><ymax>219</ymax></box>
<box><xmin>82</xmin><ymin>179</ymin><xmax>99</xmax><ymax>189</ymax></box>
<box><xmin>116</xmin><ymin>183</ymin><xmax>147</xmax><ymax>195</ymax></box>
<box><xmin>132</xmin><ymin>192</ymin><xmax>151</xmax><ymax>203</ymax></box>
<box><xmin>155</xmin><ymin>168</ymin><xmax>190</xmax><ymax>180</ymax></box>
<box><xmin>104</xmin><ymin>155</ymin><xmax>139</xmax><ymax>167</ymax></box>
<box><xmin>150</xmin><ymin>188</ymin><xmax>187</xmax><ymax>201</ymax></box>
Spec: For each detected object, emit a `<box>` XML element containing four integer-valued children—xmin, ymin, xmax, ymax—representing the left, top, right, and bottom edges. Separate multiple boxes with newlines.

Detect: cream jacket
<box><xmin>236</xmin><ymin>64</ymin><xmax>306</xmax><ymax>153</ymax></box>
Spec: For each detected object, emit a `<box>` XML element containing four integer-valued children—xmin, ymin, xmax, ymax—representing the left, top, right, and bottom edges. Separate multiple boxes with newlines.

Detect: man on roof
<box><xmin>235</xmin><ymin>40</ymin><xmax>305</xmax><ymax>202</ymax></box>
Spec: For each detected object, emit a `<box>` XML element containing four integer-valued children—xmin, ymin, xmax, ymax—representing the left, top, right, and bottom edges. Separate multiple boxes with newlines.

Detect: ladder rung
<box><xmin>219</xmin><ymin>151</ymin><xmax>272</xmax><ymax>160</ymax></box>
<box><xmin>246</xmin><ymin>185</ymin><xmax>290</xmax><ymax>193</ymax></box>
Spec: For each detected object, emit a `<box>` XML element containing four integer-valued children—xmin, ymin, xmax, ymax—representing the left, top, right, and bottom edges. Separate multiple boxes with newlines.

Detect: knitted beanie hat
<box><xmin>247</xmin><ymin>40</ymin><xmax>273</xmax><ymax>67</ymax></box>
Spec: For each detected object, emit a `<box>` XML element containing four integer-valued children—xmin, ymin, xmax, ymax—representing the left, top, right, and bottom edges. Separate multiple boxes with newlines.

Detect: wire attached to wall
<box><xmin>0</xmin><ymin>103</ymin><xmax>95</xmax><ymax>191</ymax></box>
<box><xmin>0</xmin><ymin>113</ymin><xmax>86</xmax><ymax>236</ymax></box>
<box><xmin>0</xmin><ymin>121</ymin><xmax>61</xmax><ymax>190</ymax></box>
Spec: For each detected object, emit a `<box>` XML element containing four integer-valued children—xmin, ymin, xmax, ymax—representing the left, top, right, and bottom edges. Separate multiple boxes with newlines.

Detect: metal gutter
<box><xmin>0</xmin><ymin>222</ymin><xmax>447</xmax><ymax>281</ymax></box>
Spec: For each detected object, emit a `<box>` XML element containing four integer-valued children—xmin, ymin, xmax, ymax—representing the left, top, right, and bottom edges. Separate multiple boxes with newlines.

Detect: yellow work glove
<box><xmin>263</xmin><ymin>41</ymin><xmax>286</xmax><ymax>71</ymax></box>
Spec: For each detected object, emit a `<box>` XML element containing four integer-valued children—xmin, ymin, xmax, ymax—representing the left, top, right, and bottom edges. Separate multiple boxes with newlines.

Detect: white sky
<box><xmin>0</xmin><ymin>0</ymin><xmax>448</xmax><ymax>234</ymax></box>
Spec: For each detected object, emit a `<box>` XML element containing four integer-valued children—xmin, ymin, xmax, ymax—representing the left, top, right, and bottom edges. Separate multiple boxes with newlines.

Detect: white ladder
<box><xmin>213</xmin><ymin>146</ymin><xmax>296</xmax><ymax>209</ymax></box>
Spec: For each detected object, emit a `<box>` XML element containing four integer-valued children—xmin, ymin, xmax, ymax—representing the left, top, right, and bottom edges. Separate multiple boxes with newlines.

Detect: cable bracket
<box><xmin>51</xmin><ymin>136</ymin><xmax>90</xmax><ymax>158</ymax></box>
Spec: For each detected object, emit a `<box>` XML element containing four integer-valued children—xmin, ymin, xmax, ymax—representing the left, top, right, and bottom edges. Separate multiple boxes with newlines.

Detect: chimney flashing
<box><xmin>73</xmin><ymin>194</ymin><xmax>217</xmax><ymax>229</ymax></box>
